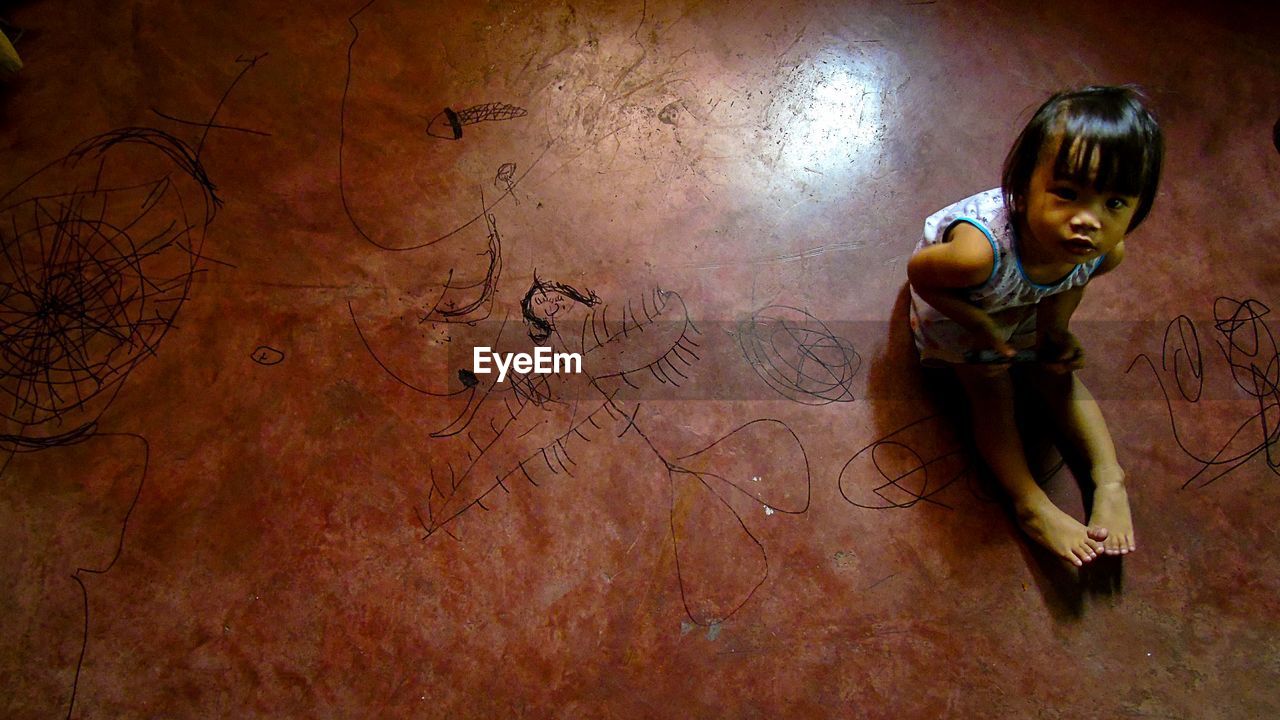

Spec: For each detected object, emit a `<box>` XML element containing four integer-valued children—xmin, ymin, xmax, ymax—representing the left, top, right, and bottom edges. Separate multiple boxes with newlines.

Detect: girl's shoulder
<box><xmin>908</xmin><ymin>219</ymin><xmax>998</xmax><ymax>289</ymax></box>
<box><xmin>924</xmin><ymin>188</ymin><xmax>1009</xmax><ymax>245</ymax></box>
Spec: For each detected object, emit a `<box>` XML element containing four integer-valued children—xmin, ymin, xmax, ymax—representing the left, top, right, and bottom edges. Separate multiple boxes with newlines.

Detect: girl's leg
<box><xmin>1030</xmin><ymin>369</ymin><xmax>1136</xmax><ymax>555</ymax></box>
<box><xmin>956</xmin><ymin>365</ymin><xmax>1107</xmax><ymax>566</ymax></box>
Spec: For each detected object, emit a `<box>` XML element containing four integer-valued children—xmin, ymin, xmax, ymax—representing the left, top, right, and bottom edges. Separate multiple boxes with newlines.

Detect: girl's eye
<box><xmin>1106</xmin><ymin>198</ymin><xmax>1129</xmax><ymax>210</ymax></box>
<box><xmin>1050</xmin><ymin>188</ymin><xmax>1077</xmax><ymax>200</ymax></box>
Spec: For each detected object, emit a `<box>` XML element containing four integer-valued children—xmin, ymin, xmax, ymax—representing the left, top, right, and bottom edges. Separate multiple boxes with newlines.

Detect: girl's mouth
<box><xmin>1064</xmin><ymin>237</ymin><xmax>1097</xmax><ymax>255</ymax></box>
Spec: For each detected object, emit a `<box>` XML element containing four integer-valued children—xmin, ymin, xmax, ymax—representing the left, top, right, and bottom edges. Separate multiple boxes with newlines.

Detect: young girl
<box><xmin>907</xmin><ymin>86</ymin><xmax>1163</xmax><ymax>566</ymax></box>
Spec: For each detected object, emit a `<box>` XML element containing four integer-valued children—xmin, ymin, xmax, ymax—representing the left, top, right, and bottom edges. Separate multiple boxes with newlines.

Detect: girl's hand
<box><xmin>974</xmin><ymin>315</ymin><xmax>1017</xmax><ymax>360</ymax></box>
<box><xmin>1039</xmin><ymin>329</ymin><xmax>1085</xmax><ymax>373</ymax></box>
<box><xmin>964</xmin><ymin>318</ymin><xmax>1017</xmax><ymax>375</ymax></box>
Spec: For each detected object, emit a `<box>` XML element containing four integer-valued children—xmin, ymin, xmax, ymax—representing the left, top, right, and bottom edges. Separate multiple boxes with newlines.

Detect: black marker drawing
<box><xmin>0</xmin><ymin>131</ymin><xmax>219</xmax><ymax>446</ymax></box>
<box><xmin>348</xmin><ymin>300</ymin><xmax>476</xmax><ymax>402</ymax></box>
<box><xmin>426</xmin><ymin>103</ymin><xmax>529</xmax><ymax>140</ymax></box>
<box><xmin>494</xmin><ymin>162</ymin><xmax>519</xmax><ymax>204</ymax></box>
<box><xmin>521</xmin><ymin>274</ymin><xmax>602</xmax><ymax>343</ymax></box>
<box><xmin>340</xmin><ymin>1</ymin><xmax>548</xmax><ymax>252</ymax></box>
<box><xmin>0</xmin><ymin>54</ymin><xmax>263</xmax><ymax>717</ymax></box>
<box><xmin>339</xmin><ymin>0</ymin><xmax>810</xmax><ymax>625</ymax></box>
<box><xmin>738</xmin><ymin>305</ymin><xmax>861</xmax><ymax>405</ymax></box>
<box><xmin>356</xmin><ymin>278</ymin><xmax>809</xmax><ymax>625</ymax></box>
<box><xmin>419</xmin><ymin>199</ymin><xmax>503</xmax><ymax>325</ymax></box>
<box><xmin>664</xmin><ymin>417</ymin><xmax>810</xmax><ymax>624</ymax></box>
<box><xmin>251</xmin><ymin>346</ymin><xmax>285</xmax><ymax>365</ymax></box>
<box><xmin>838</xmin><ymin>414</ymin><xmax>973</xmax><ymax>510</ymax></box>
<box><xmin>1127</xmin><ymin>296</ymin><xmax>1279</xmax><ymax>489</ymax></box>
<box><xmin>66</xmin><ymin>433</ymin><xmax>149</xmax><ymax>720</ymax></box>
<box><xmin>151</xmin><ymin>52</ymin><xmax>272</xmax><ymax>159</ymax></box>
<box><xmin>587</xmin><ymin>290</ymin><xmax>703</xmax><ymax>391</ymax></box>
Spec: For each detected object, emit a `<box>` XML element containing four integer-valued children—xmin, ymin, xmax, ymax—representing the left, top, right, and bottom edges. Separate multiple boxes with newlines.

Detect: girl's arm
<box><xmin>906</xmin><ymin>223</ymin><xmax>1011</xmax><ymax>354</ymax></box>
<box><xmin>1036</xmin><ymin>241</ymin><xmax>1126</xmax><ymax>370</ymax></box>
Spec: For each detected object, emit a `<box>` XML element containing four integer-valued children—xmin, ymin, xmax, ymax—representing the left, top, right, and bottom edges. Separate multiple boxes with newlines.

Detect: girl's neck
<box><xmin>1014</xmin><ymin>221</ymin><xmax>1077</xmax><ymax>285</ymax></box>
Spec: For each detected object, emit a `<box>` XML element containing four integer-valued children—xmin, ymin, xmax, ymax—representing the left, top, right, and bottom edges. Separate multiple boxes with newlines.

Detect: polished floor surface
<box><xmin>2</xmin><ymin>0</ymin><xmax>1278</xmax><ymax>717</ymax></box>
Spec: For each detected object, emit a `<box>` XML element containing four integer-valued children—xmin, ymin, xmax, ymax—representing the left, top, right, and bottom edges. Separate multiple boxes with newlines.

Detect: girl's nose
<box><xmin>1070</xmin><ymin>211</ymin><xmax>1101</xmax><ymax>232</ymax></box>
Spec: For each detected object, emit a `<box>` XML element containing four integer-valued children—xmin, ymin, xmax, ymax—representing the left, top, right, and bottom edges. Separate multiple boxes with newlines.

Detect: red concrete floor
<box><xmin>1</xmin><ymin>0</ymin><xmax>1277</xmax><ymax>717</ymax></box>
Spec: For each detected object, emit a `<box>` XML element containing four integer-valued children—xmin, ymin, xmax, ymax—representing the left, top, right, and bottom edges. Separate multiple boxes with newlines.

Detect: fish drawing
<box><xmin>427</xmin><ymin>102</ymin><xmax>528</xmax><ymax>140</ymax></box>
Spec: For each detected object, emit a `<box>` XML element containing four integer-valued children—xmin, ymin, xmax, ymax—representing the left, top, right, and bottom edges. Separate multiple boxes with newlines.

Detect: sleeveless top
<box><xmin>914</xmin><ymin>188</ymin><xmax>1105</xmax><ymax>314</ymax></box>
<box><xmin>908</xmin><ymin>188</ymin><xmax>1107</xmax><ymax>363</ymax></box>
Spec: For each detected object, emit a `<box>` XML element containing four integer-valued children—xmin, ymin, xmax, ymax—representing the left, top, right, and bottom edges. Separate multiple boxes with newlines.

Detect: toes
<box><xmin>1062</xmin><ymin>545</ymin><xmax>1087</xmax><ymax>566</ymax></box>
<box><xmin>1087</xmin><ymin>526</ymin><xmax>1109</xmax><ymax>542</ymax></box>
<box><xmin>1073</xmin><ymin>545</ymin><xmax>1096</xmax><ymax>565</ymax></box>
<box><xmin>1102</xmin><ymin>533</ymin><xmax>1136</xmax><ymax>555</ymax></box>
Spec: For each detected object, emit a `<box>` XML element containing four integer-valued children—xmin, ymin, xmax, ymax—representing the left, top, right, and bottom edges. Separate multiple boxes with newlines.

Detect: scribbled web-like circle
<box><xmin>1</xmin><ymin>174</ymin><xmax>203</xmax><ymax>435</ymax></box>
<box><xmin>739</xmin><ymin>305</ymin><xmax>861</xmax><ymax>405</ymax></box>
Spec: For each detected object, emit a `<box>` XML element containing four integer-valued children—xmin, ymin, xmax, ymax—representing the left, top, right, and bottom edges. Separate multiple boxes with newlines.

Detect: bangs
<box><xmin>1003</xmin><ymin>85</ymin><xmax>1164</xmax><ymax>231</ymax></box>
<box><xmin>1050</xmin><ymin>115</ymin><xmax>1154</xmax><ymax>197</ymax></box>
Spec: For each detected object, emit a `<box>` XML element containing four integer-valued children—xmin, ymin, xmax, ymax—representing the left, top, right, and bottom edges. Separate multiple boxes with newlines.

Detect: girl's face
<box><xmin>1021</xmin><ymin>136</ymin><xmax>1139</xmax><ymax>267</ymax></box>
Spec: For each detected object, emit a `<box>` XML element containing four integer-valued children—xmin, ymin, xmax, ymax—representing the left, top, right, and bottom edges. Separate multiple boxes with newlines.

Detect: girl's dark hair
<box><xmin>1002</xmin><ymin>85</ymin><xmax>1164</xmax><ymax>232</ymax></box>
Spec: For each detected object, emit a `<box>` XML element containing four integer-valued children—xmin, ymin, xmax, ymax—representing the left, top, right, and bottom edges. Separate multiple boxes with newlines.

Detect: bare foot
<box><xmin>1090</xmin><ymin>466</ymin><xmax>1135</xmax><ymax>555</ymax></box>
<box><xmin>1016</xmin><ymin>497</ymin><xmax>1106</xmax><ymax>567</ymax></box>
